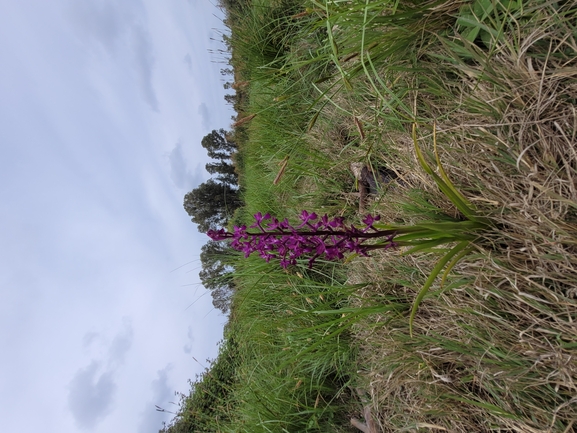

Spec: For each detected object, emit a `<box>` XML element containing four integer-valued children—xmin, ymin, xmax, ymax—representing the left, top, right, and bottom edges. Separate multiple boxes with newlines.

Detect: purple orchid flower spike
<box><xmin>207</xmin><ymin>211</ymin><xmax>397</xmax><ymax>269</ymax></box>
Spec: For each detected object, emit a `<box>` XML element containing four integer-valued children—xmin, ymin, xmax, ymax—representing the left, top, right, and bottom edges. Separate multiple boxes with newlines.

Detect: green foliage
<box><xmin>183</xmin><ymin>180</ymin><xmax>242</xmax><ymax>232</ymax></box>
<box><xmin>206</xmin><ymin>161</ymin><xmax>238</xmax><ymax>186</ymax></box>
<box><xmin>199</xmin><ymin>241</ymin><xmax>238</xmax><ymax>314</ymax></box>
<box><xmin>456</xmin><ymin>0</ymin><xmax>522</xmax><ymax>47</ymax></box>
<box><xmin>201</xmin><ymin>129</ymin><xmax>237</xmax><ymax>160</ymax></box>
<box><xmin>402</xmin><ymin>122</ymin><xmax>492</xmax><ymax>335</ymax></box>
<box><xmin>223</xmin><ymin>256</ymin><xmax>360</xmax><ymax>433</ymax></box>
<box><xmin>160</xmin><ymin>336</ymin><xmax>240</xmax><ymax>433</ymax></box>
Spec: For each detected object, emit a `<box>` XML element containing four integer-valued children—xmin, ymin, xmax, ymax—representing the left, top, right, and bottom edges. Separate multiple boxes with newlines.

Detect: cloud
<box><xmin>183</xmin><ymin>53</ymin><xmax>193</xmax><ymax>75</ymax></box>
<box><xmin>183</xmin><ymin>326</ymin><xmax>194</xmax><ymax>354</ymax></box>
<box><xmin>197</xmin><ymin>103</ymin><xmax>211</xmax><ymax>131</ymax></box>
<box><xmin>66</xmin><ymin>1</ymin><xmax>159</xmax><ymax>111</ymax></box>
<box><xmin>82</xmin><ymin>332</ymin><xmax>99</xmax><ymax>348</ymax></box>
<box><xmin>150</xmin><ymin>365</ymin><xmax>174</xmax><ymax>404</ymax></box>
<box><xmin>68</xmin><ymin>319</ymin><xmax>134</xmax><ymax>428</ymax></box>
<box><xmin>108</xmin><ymin>317</ymin><xmax>134</xmax><ymax>366</ymax></box>
<box><xmin>167</xmin><ymin>141</ymin><xmax>204</xmax><ymax>190</ymax></box>
<box><xmin>68</xmin><ymin>361</ymin><xmax>117</xmax><ymax>429</ymax></box>
<box><xmin>137</xmin><ymin>365</ymin><xmax>175</xmax><ymax>433</ymax></box>
<box><xmin>131</xmin><ymin>25</ymin><xmax>159</xmax><ymax>112</ymax></box>
<box><xmin>67</xmin><ymin>0</ymin><xmax>127</xmax><ymax>53</ymax></box>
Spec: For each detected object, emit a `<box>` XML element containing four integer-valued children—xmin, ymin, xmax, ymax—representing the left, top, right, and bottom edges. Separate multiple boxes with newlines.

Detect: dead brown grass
<box><xmin>343</xmin><ymin>7</ymin><xmax>577</xmax><ymax>433</ymax></box>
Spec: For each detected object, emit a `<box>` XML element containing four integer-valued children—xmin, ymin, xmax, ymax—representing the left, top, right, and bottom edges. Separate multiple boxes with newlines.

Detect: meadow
<box><xmin>163</xmin><ymin>1</ymin><xmax>577</xmax><ymax>432</ymax></box>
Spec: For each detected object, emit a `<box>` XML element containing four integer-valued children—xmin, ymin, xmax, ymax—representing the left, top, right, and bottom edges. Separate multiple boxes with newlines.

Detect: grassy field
<box><xmin>164</xmin><ymin>1</ymin><xmax>577</xmax><ymax>432</ymax></box>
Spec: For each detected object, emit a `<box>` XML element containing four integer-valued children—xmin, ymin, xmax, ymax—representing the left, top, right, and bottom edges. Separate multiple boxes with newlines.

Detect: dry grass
<box><xmin>342</xmin><ymin>5</ymin><xmax>577</xmax><ymax>433</ymax></box>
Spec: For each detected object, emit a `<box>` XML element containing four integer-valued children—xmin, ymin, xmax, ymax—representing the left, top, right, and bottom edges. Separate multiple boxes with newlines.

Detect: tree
<box><xmin>211</xmin><ymin>286</ymin><xmax>233</xmax><ymax>314</ymax></box>
<box><xmin>220</xmin><ymin>67</ymin><xmax>234</xmax><ymax>76</ymax></box>
<box><xmin>201</xmin><ymin>129</ymin><xmax>236</xmax><ymax>160</ymax></box>
<box><xmin>224</xmin><ymin>93</ymin><xmax>237</xmax><ymax>106</ymax></box>
<box><xmin>199</xmin><ymin>241</ymin><xmax>236</xmax><ymax>314</ymax></box>
<box><xmin>199</xmin><ymin>241</ymin><xmax>231</xmax><ymax>289</ymax></box>
<box><xmin>206</xmin><ymin>161</ymin><xmax>238</xmax><ymax>185</ymax></box>
<box><xmin>183</xmin><ymin>179</ymin><xmax>242</xmax><ymax>232</ymax></box>
<box><xmin>206</xmin><ymin>161</ymin><xmax>236</xmax><ymax>176</ymax></box>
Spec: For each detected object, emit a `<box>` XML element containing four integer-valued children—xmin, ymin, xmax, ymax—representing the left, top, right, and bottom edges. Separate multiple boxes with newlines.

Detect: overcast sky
<box><xmin>0</xmin><ymin>1</ymin><xmax>235</xmax><ymax>432</ymax></box>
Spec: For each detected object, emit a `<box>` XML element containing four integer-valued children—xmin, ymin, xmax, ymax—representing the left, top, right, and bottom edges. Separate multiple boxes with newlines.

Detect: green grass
<box><xmin>164</xmin><ymin>1</ymin><xmax>577</xmax><ymax>432</ymax></box>
<box><xmin>224</xmin><ymin>258</ymin><xmax>357</xmax><ymax>432</ymax></box>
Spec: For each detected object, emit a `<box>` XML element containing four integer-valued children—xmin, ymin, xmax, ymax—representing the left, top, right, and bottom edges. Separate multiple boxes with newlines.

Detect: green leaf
<box><xmin>445</xmin><ymin>395</ymin><xmax>517</xmax><ymax>419</ymax></box>
<box><xmin>473</xmin><ymin>0</ymin><xmax>494</xmax><ymax>18</ymax></box>
<box><xmin>307</xmin><ymin>108</ymin><xmax>323</xmax><ymax>132</ymax></box>
<box><xmin>400</xmin><ymin>237</ymin><xmax>465</xmax><ymax>255</ymax></box>
<box><xmin>440</xmin><ymin>244</ymin><xmax>474</xmax><ymax>288</ymax></box>
<box><xmin>412</xmin><ymin>124</ymin><xmax>476</xmax><ymax>219</ymax></box>
<box><xmin>463</xmin><ymin>26</ymin><xmax>481</xmax><ymax>43</ymax></box>
<box><xmin>409</xmin><ymin>241</ymin><xmax>471</xmax><ymax>337</ymax></box>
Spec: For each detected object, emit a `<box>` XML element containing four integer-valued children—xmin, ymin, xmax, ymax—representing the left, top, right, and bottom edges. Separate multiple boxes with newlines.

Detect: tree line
<box><xmin>183</xmin><ymin>129</ymin><xmax>243</xmax><ymax>314</ymax></box>
<box><xmin>182</xmin><ymin>0</ymin><xmax>254</xmax><ymax>316</ymax></box>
